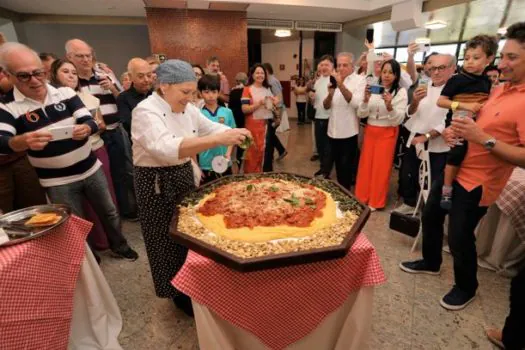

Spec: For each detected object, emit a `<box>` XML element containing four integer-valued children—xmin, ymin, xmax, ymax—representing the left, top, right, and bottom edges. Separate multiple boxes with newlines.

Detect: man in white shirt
<box><xmin>311</xmin><ymin>55</ymin><xmax>334</xmax><ymax>177</ymax></box>
<box><xmin>322</xmin><ymin>52</ymin><xmax>365</xmax><ymax>189</ymax></box>
<box><xmin>396</xmin><ymin>54</ymin><xmax>456</xmax><ymax>214</ymax></box>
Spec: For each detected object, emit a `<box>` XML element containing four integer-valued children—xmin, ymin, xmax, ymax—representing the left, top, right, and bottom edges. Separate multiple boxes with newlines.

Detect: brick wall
<box><xmin>145</xmin><ymin>8</ymin><xmax>248</xmax><ymax>85</ymax></box>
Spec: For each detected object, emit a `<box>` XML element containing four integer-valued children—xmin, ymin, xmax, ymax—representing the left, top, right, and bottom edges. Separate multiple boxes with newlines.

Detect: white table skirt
<box><xmin>68</xmin><ymin>245</ymin><xmax>123</xmax><ymax>350</ymax></box>
<box><xmin>476</xmin><ymin>205</ymin><xmax>525</xmax><ymax>277</ymax></box>
<box><xmin>193</xmin><ymin>286</ymin><xmax>375</xmax><ymax>350</ymax></box>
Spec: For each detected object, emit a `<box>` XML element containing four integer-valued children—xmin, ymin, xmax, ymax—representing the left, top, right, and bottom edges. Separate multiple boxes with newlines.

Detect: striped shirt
<box><xmin>0</xmin><ymin>85</ymin><xmax>100</xmax><ymax>187</ymax></box>
<box><xmin>78</xmin><ymin>72</ymin><xmax>120</xmax><ymax>130</ymax></box>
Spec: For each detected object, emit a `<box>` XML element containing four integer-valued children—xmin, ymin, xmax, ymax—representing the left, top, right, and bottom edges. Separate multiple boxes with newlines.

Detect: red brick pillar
<box><xmin>145</xmin><ymin>8</ymin><xmax>249</xmax><ymax>84</ymax></box>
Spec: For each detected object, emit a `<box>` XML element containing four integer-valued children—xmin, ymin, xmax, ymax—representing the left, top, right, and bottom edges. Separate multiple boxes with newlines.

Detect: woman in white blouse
<box><xmin>355</xmin><ymin>59</ymin><xmax>408</xmax><ymax>211</ymax></box>
<box><xmin>131</xmin><ymin>60</ymin><xmax>250</xmax><ymax>316</ymax></box>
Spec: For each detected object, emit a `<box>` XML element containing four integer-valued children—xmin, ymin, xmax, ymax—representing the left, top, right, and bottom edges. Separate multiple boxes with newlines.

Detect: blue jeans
<box><xmin>46</xmin><ymin>167</ymin><xmax>129</xmax><ymax>251</ymax></box>
<box><xmin>101</xmin><ymin>126</ymin><xmax>137</xmax><ymax>217</ymax></box>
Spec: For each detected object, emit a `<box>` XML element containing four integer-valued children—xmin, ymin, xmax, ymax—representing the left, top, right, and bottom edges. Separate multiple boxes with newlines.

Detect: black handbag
<box><xmin>389</xmin><ymin>211</ymin><xmax>420</xmax><ymax>238</ymax></box>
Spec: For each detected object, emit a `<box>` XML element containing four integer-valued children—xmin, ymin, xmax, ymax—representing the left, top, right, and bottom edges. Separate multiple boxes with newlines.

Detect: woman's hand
<box><xmin>383</xmin><ymin>91</ymin><xmax>393</xmax><ymax>111</ymax></box>
<box><xmin>363</xmin><ymin>85</ymin><xmax>371</xmax><ymax>103</ymax></box>
<box><xmin>217</xmin><ymin>128</ymin><xmax>252</xmax><ymax>146</ymax></box>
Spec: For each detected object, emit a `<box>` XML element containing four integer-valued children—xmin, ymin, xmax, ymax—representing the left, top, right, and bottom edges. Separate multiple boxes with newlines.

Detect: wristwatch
<box><xmin>425</xmin><ymin>133</ymin><xmax>431</xmax><ymax>140</ymax></box>
<box><xmin>483</xmin><ymin>138</ymin><xmax>497</xmax><ymax>150</ymax></box>
<box><xmin>451</xmin><ymin>101</ymin><xmax>460</xmax><ymax>112</ymax></box>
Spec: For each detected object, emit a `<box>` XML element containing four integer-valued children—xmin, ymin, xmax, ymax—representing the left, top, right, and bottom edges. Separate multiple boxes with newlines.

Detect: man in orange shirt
<box><xmin>400</xmin><ymin>21</ymin><xmax>525</xmax><ymax>329</ymax></box>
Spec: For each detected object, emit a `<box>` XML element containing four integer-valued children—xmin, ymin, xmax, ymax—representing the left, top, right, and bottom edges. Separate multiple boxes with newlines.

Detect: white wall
<box><xmin>262</xmin><ymin>38</ymin><xmax>314</xmax><ymax>118</ymax></box>
<box><xmin>13</xmin><ymin>22</ymin><xmax>150</xmax><ymax>76</ymax></box>
<box><xmin>0</xmin><ymin>20</ymin><xmax>18</xmax><ymax>42</ymax></box>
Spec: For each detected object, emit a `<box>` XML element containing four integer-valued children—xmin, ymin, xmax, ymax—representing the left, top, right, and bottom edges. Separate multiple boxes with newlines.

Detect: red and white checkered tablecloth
<box><xmin>0</xmin><ymin>215</ymin><xmax>92</xmax><ymax>350</ymax></box>
<box><xmin>496</xmin><ymin>167</ymin><xmax>525</xmax><ymax>243</ymax></box>
<box><xmin>172</xmin><ymin>233</ymin><xmax>386</xmax><ymax>350</ymax></box>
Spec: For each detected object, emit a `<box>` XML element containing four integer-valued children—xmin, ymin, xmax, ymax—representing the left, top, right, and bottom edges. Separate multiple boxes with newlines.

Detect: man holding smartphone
<box><xmin>396</xmin><ymin>54</ymin><xmax>456</xmax><ymax>214</ymax></box>
<box><xmin>0</xmin><ymin>43</ymin><xmax>138</xmax><ymax>261</ymax></box>
<box><xmin>66</xmin><ymin>38</ymin><xmax>138</xmax><ymax>221</ymax></box>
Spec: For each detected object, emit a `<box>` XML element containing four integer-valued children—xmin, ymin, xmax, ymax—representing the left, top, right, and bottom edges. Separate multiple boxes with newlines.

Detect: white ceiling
<box><xmin>0</xmin><ymin>0</ymin><xmax>387</xmax><ymax>23</ymax></box>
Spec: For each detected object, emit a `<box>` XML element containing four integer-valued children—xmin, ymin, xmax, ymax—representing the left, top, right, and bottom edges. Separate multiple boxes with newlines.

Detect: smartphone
<box><xmin>415</xmin><ymin>38</ymin><xmax>431</xmax><ymax>53</ymax></box>
<box><xmin>366</xmin><ymin>29</ymin><xmax>374</xmax><ymax>44</ymax></box>
<box><xmin>370</xmin><ymin>85</ymin><xmax>385</xmax><ymax>95</ymax></box>
<box><xmin>48</xmin><ymin>125</ymin><xmax>75</xmax><ymax>141</ymax></box>
<box><xmin>329</xmin><ymin>75</ymin><xmax>337</xmax><ymax>88</ymax></box>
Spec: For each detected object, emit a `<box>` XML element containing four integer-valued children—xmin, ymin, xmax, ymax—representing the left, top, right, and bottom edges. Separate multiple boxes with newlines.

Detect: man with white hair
<box><xmin>322</xmin><ymin>52</ymin><xmax>365</xmax><ymax>190</ymax></box>
<box><xmin>0</xmin><ymin>42</ymin><xmax>138</xmax><ymax>261</ymax></box>
<box><xmin>117</xmin><ymin>57</ymin><xmax>153</xmax><ymax>139</ymax></box>
<box><xmin>66</xmin><ymin>38</ymin><xmax>138</xmax><ymax>220</ymax></box>
<box><xmin>395</xmin><ymin>54</ymin><xmax>455</xmax><ymax>214</ymax></box>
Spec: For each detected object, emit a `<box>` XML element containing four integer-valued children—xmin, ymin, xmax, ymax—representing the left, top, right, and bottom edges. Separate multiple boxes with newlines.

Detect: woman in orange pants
<box><xmin>355</xmin><ymin>59</ymin><xmax>408</xmax><ymax>210</ymax></box>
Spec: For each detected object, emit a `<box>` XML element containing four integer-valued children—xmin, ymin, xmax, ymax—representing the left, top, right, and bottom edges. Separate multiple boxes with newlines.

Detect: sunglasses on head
<box><xmin>11</xmin><ymin>69</ymin><xmax>47</xmax><ymax>82</ymax></box>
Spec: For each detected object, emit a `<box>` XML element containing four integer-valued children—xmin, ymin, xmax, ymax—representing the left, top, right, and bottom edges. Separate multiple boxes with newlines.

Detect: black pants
<box><xmin>422</xmin><ymin>176</ymin><xmax>487</xmax><ymax>295</ymax></box>
<box><xmin>296</xmin><ymin>102</ymin><xmax>306</xmax><ymax>123</ymax></box>
<box><xmin>263</xmin><ymin>121</ymin><xmax>278</xmax><ymax>172</ymax></box>
<box><xmin>101</xmin><ymin>127</ymin><xmax>137</xmax><ymax>217</ymax></box>
<box><xmin>322</xmin><ymin>136</ymin><xmax>358</xmax><ymax>190</ymax></box>
<box><xmin>307</xmin><ymin>102</ymin><xmax>315</xmax><ymax>121</ymax></box>
<box><xmin>447</xmin><ymin>139</ymin><xmax>469</xmax><ymax>166</ymax></box>
<box><xmin>315</xmin><ymin>119</ymin><xmax>330</xmax><ymax>174</ymax></box>
<box><xmin>398</xmin><ymin>144</ymin><xmax>447</xmax><ymax>207</ymax></box>
<box><xmin>503</xmin><ymin>267</ymin><xmax>525</xmax><ymax>350</ymax></box>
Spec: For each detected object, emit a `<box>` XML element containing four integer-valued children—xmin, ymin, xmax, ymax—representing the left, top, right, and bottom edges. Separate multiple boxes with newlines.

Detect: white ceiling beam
<box><xmin>187</xmin><ymin>0</ymin><xmax>210</xmax><ymax>10</ymax></box>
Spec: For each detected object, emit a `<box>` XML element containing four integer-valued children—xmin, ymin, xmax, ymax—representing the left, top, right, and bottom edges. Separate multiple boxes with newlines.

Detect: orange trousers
<box><xmin>355</xmin><ymin>124</ymin><xmax>399</xmax><ymax>209</ymax></box>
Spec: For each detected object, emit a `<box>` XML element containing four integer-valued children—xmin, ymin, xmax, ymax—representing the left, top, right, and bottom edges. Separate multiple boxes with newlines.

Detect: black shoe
<box><xmin>440</xmin><ymin>286</ymin><xmax>476</xmax><ymax>311</ymax></box>
<box><xmin>276</xmin><ymin>150</ymin><xmax>288</xmax><ymax>161</ymax></box>
<box><xmin>310</xmin><ymin>155</ymin><xmax>319</xmax><ymax>161</ymax></box>
<box><xmin>399</xmin><ymin>259</ymin><xmax>440</xmax><ymax>275</ymax></box>
<box><xmin>111</xmin><ymin>246</ymin><xmax>139</xmax><ymax>261</ymax></box>
<box><xmin>172</xmin><ymin>294</ymin><xmax>194</xmax><ymax>317</ymax></box>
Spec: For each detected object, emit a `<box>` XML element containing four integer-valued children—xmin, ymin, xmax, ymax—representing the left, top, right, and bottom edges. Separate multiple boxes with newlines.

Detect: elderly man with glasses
<box><xmin>0</xmin><ymin>42</ymin><xmax>138</xmax><ymax>261</ymax></box>
<box><xmin>66</xmin><ymin>38</ymin><xmax>138</xmax><ymax>221</ymax></box>
<box><xmin>395</xmin><ymin>54</ymin><xmax>456</xmax><ymax>214</ymax></box>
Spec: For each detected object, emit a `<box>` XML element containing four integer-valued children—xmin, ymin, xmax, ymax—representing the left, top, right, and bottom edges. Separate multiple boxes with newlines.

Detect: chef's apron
<box><xmin>134</xmin><ymin>161</ymin><xmax>195</xmax><ymax>298</ymax></box>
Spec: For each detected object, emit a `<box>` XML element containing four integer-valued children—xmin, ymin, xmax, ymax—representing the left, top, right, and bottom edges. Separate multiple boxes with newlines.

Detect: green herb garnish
<box><xmin>304</xmin><ymin>197</ymin><xmax>314</xmax><ymax>205</ymax></box>
<box><xmin>239</xmin><ymin>137</ymin><xmax>253</xmax><ymax>150</ymax></box>
<box><xmin>270</xmin><ymin>185</ymin><xmax>279</xmax><ymax>192</ymax></box>
<box><xmin>247</xmin><ymin>184</ymin><xmax>255</xmax><ymax>191</ymax></box>
<box><xmin>283</xmin><ymin>193</ymin><xmax>300</xmax><ymax>207</ymax></box>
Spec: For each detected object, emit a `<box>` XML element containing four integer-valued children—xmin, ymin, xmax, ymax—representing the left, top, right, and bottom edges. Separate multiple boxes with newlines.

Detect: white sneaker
<box><xmin>369</xmin><ymin>206</ymin><xmax>377</xmax><ymax>212</ymax></box>
<box><xmin>394</xmin><ymin>203</ymin><xmax>417</xmax><ymax>215</ymax></box>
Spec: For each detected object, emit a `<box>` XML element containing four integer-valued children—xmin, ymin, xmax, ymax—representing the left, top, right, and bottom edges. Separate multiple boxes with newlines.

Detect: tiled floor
<box><xmin>100</xmin><ymin>123</ymin><xmax>510</xmax><ymax>349</ymax></box>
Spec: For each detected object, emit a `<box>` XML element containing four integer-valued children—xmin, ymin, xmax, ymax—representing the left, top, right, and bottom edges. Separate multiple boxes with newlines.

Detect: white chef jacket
<box><xmin>132</xmin><ymin>92</ymin><xmax>230</xmax><ymax>167</ymax></box>
<box><xmin>404</xmin><ymin>82</ymin><xmax>449</xmax><ymax>153</ymax></box>
<box><xmin>327</xmin><ymin>73</ymin><xmax>366</xmax><ymax>139</ymax></box>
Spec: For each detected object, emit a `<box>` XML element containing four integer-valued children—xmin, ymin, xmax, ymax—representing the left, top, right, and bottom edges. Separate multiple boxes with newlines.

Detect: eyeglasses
<box><xmin>73</xmin><ymin>53</ymin><xmax>92</xmax><ymax>60</ymax></box>
<box><xmin>429</xmin><ymin>65</ymin><xmax>448</xmax><ymax>73</ymax></box>
<box><xmin>11</xmin><ymin>69</ymin><xmax>47</xmax><ymax>82</ymax></box>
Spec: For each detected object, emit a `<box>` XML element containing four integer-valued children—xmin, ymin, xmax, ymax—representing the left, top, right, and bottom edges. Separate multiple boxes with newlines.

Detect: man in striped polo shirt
<box><xmin>66</xmin><ymin>38</ymin><xmax>138</xmax><ymax>220</ymax></box>
<box><xmin>0</xmin><ymin>43</ymin><xmax>138</xmax><ymax>261</ymax></box>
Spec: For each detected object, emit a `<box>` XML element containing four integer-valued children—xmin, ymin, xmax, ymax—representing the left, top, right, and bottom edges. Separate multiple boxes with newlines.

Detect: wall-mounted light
<box><xmin>275</xmin><ymin>29</ymin><xmax>292</xmax><ymax>38</ymax></box>
<box><xmin>424</xmin><ymin>20</ymin><xmax>447</xmax><ymax>30</ymax></box>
